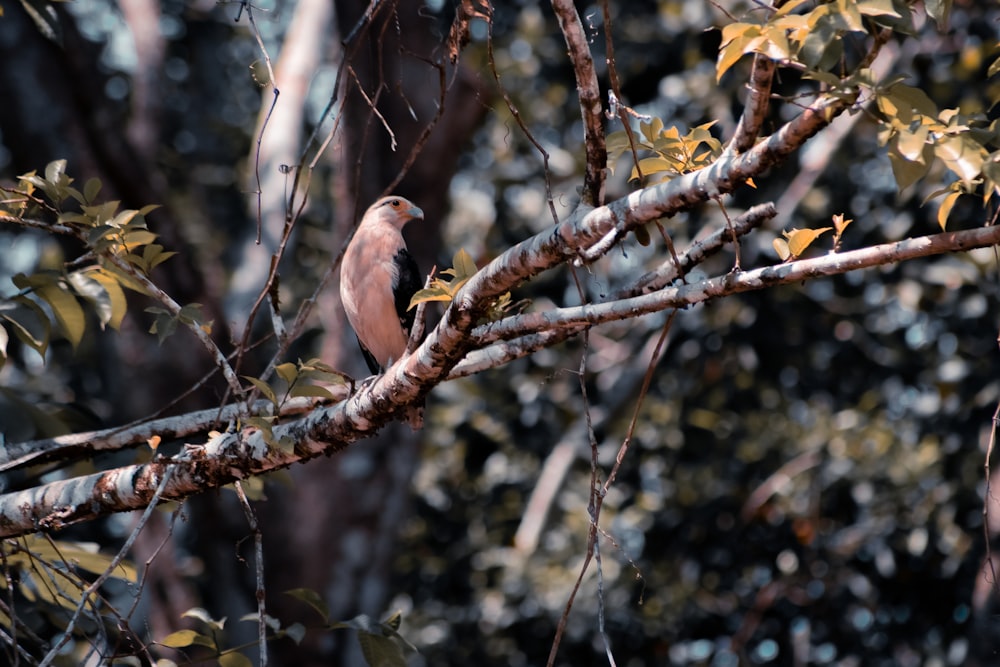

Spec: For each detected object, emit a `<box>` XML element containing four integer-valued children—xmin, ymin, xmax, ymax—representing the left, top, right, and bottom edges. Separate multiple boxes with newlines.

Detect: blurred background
<box><xmin>1</xmin><ymin>1</ymin><xmax>999</xmax><ymax>665</ymax></box>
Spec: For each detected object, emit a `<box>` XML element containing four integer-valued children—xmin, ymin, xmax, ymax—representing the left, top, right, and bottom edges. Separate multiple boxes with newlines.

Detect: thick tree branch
<box><xmin>729</xmin><ymin>54</ymin><xmax>776</xmax><ymax>154</ymax></box>
<box><xmin>2</xmin><ymin>223</ymin><xmax>995</xmax><ymax>538</ymax></box>
<box><xmin>468</xmin><ymin>225</ymin><xmax>1000</xmax><ymax>344</ymax></box>
<box><xmin>551</xmin><ymin>0</ymin><xmax>606</xmax><ymax>206</ymax></box>
<box><xmin>0</xmin><ymin>396</ymin><xmax>329</xmax><ymax>473</ymax></box>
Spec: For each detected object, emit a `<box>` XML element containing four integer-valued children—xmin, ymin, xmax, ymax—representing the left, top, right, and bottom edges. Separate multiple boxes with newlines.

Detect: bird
<box><xmin>340</xmin><ymin>195</ymin><xmax>425</xmax><ymax>429</ymax></box>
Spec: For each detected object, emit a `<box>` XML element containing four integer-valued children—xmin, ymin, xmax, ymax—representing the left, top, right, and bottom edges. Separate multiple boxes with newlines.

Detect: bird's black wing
<box><xmin>393</xmin><ymin>246</ymin><xmax>421</xmax><ymax>337</ymax></box>
<box><xmin>358</xmin><ymin>338</ymin><xmax>381</xmax><ymax>375</ymax></box>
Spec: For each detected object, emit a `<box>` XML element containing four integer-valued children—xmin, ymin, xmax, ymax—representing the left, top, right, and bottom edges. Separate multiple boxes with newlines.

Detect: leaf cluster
<box><xmin>157</xmin><ymin>594</ymin><xmax>414</xmax><ymax>667</ymax></box>
<box><xmin>607</xmin><ymin>119</ymin><xmax>722</xmax><ymax>186</ymax></box>
<box><xmin>0</xmin><ymin>160</ymin><xmax>172</xmax><ymax>361</ymax></box>
<box><xmin>874</xmin><ymin>82</ymin><xmax>1000</xmax><ymax>229</ymax></box>
<box><xmin>242</xmin><ymin>358</ymin><xmax>347</xmax><ymax>453</ymax></box>
<box><xmin>409</xmin><ymin>249</ymin><xmax>519</xmax><ymax>323</ymax></box>
<box><xmin>773</xmin><ymin>213</ymin><xmax>853</xmax><ymax>261</ymax></box>
<box><xmin>0</xmin><ymin>535</ymin><xmax>136</xmax><ymax>648</ymax></box>
<box><xmin>716</xmin><ymin>0</ymin><xmax>913</xmax><ymax>81</ymax></box>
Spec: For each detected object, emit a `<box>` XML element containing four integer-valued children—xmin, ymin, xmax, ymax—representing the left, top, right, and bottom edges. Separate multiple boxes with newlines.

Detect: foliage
<box><xmin>607</xmin><ymin>119</ymin><xmax>723</xmax><ymax>185</ymax></box>
<box><xmin>0</xmin><ymin>160</ymin><xmax>167</xmax><ymax>358</ymax></box>
<box><xmin>0</xmin><ymin>0</ymin><xmax>999</xmax><ymax>666</ymax></box>
<box><xmin>156</xmin><ymin>598</ymin><xmax>413</xmax><ymax>667</ymax></box>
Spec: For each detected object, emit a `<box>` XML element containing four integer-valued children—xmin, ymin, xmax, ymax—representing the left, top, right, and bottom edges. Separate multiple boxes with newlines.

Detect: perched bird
<box><xmin>340</xmin><ymin>195</ymin><xmax>425</xmax><ymax>428</ymax></box>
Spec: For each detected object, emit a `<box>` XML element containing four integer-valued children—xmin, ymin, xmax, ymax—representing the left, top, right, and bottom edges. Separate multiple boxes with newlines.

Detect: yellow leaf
<box><xmin>275</xmin><ymin>362</ymin><xmax>298</xmax><ymax>385</ymax></box>
<box><xmin>936</xmin><ymin>190</ymin><xmax>961</xmax><ymax>231</ymax></box>
<box><xmin>38</xmin><ymin>282</ymin><xmax>85</xmax><ymax>349</ymax></box>
<box><xmin>785</xmin><ymin>227</ymin><xmax>833</xmax><ymax>257</ymax></box>
<box><xmin>716</xmin><ymin>26</ymin><xmax>760</xmax><ymax>81</ymax></box>
<box><xmin>218</xmin><ymin>651</ymin><xmax>254</xmax><ymax>667</ymax></box>
<box><xmin>159</xmin><ymin>629</ymin><xmax>215</xmax><ymax>649</ymax></box>
<box><xmin>772</xmin><ymin>237</ymin><xmax>791</xmax><ymax>261</ymax></box>
<box><xmin>934</xmin><ymin>135</ymin><xmax>985</xmax><ymax>185</ymax></box>
<box><xmin>630</xmin><ymin>156</ymin><xmax>675</xmax><ymax>181</ymax></box>
<box><xmin>409</xmin><ymin>287</ymin><xmax>458</xmax><ymax>310</ymax></box>
<box><xmin>832</xmin><ymin>213</ymin><xmax>853</xmax><ymax>234</ymax></box>
<box><xmin>451</xmin><ymin>248</ymin><xmax>479</xmax><ymax>280</ymax></box>
<box><xmin>91</xmin><ymin>269</ymin><xmax>128</xmax><ymax>330</ymax></box>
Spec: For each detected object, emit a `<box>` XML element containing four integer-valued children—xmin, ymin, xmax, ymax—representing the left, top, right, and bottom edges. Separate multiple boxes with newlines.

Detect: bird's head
<box><xmin>368</xmin><ymin>196</ymin><xmax>424</xmax><ymax>230</ymax></box>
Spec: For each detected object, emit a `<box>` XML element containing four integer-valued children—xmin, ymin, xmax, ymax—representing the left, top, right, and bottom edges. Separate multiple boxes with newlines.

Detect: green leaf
<box><xmin>639</xmin><ymin>117</ymin><xmax>664</xmax><ymax>144</ymax></box>
<box><xmin>243</xmin><ymin>376</ymin><xmax>278</xmax><ymax>406</ymax></box>
<box><xmin>37</xmin><ymin>282</ymin><xmax>85</xmax><ymax>349</ymax></box>
<box><xmin>122</xmin><ymin>229</ymin><xmax>158</xmax><ymax>248</ymax></box>
<box><xmin>408</xmin><ymin>249</ymin><xmax>478</xmax><ymax>310</ymax></box>
<box><xmin>451</xmin><ymin>248</ymin><xmax>478</xmax><ymax>281</ymax></box>
<box><xmin>285</xmin><ymin>588</ymin><xmax>331</xmax><ymax>622</ymax></box>
<box><xmin>218</xmin><ymin>652</ymin><xmax>254</xmax><ymax>667</ymax></box>
<box><xmin>888</xmin><ymin>84</ymin><xmax>939</xmax><ymax>118</ymax></box>
<box><xmin>358</xmin><ymin>631</ymin><xmax>407</xmax><ymax>667</ymax></box>
<box><xmin>289</xmin><ymin>384</ymin><xmax>337</xmax><ymax>400</ymax></box>
<box><xmin>4</xmin><ymin>298</ymin><xmax>49</xmax><ymax>358</ymax></box>
<box><xmin>83</xmin><ymin>177</ymin><xmax>102</xmax><ymax>204</ymax></box>
<box><xmin>82</xmin><ymin>200</ymin><xmax>122</xmax><ymax>224</ymax></box>
<box><xmin>147</xmin><ymin>308</ymin><xmax>178</xmax><ymax>344</ymax></box>
<box><xmin>298</xmin><ymin>364</ymin><xmax>348</xmax><ymax>386</ymax></box>
<box><xmin>144</xmin><ymin>245</ymin><xmax>177</xmax><ymax>270</ymax></box>
<box><xmin>798</xmin><ymin>15</ymin><xmax>839</xmax><ymax>70</ymax></box>
<box><xmin>716</xmin><ymin>24</ymin><xmax>759</xmax><ymax>81</ymax></box>
<box><xmin>67</xmin><ymin>271</ymin><xmax>113</xmax><ymax>330</ymax></box>
<box><xmin>22</xmin><ymin>537</ymin><xmax>138</xmax><ymax>581</ymax></box>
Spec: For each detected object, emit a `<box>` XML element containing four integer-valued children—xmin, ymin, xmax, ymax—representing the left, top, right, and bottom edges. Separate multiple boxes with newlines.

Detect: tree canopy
<box><xmin>0</xmin><ymin>0</ymin><xmax>999</xmax><ymax>665</ymax></box>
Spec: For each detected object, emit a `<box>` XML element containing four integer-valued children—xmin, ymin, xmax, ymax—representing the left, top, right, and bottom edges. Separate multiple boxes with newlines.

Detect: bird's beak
<box><xmin>409</xmin><ymin>205</ymin><xmax>424</xmax><ymax>221</ymax></box>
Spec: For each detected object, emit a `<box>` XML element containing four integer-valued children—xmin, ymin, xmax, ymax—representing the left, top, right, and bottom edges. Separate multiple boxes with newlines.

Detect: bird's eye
<box><xmin>390</xmin><ymin>199</ymin><xmax>401</xmax><ymax>208</ymax></box>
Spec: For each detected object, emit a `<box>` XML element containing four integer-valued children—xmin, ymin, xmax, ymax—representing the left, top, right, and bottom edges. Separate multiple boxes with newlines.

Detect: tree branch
<box><xmin>551</xmin><ymin>0</ymin><xmax>606</xmax><ymax>206</ymax></box>
<box><xmin>105</xmin><ymin>252</ymin><xmax>245</xmax><ymax>398</ymax></box>
<box><xmin>3</xmin><ymin>223</ymin><xmax>994</xmax><ymax>538</ymax></box>
<box><xmin>0</xmin><ymin>396</ymin><xmax>330</xmax><ymax>473</ymax></box>
<box><xmin>729</xmin><ymin>54</ymin><xmax>776</xmax><ymax>154</ymax></box>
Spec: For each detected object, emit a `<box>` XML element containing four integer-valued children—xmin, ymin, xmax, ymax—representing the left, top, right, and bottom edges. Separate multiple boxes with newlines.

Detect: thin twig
<box><xmin>234</xmin><ymin>481</ymin><xmax>268</xmax><ymax>667</ymax></box>
<box><xmin>37</xmin><ymin>464</ymin><xmax>176</xmax><ymax>667</ymax></box>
